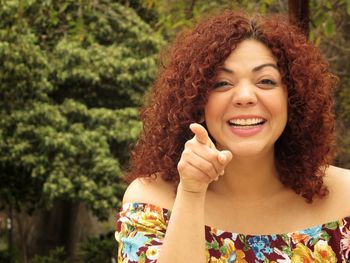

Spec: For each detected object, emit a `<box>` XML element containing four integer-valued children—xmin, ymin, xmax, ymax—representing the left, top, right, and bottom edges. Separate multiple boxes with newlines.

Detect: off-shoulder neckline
<box><xmin>120</xmin><ymin>202</ymin><xmax>350</xmax><ymax>237</ymax></box>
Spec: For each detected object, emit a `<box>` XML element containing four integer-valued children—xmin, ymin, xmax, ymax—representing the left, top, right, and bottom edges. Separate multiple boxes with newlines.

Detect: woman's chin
<box><xmin>225</xmin><ymin>141</ymin><xmax>273</xmax><ymax>159</ymax></box>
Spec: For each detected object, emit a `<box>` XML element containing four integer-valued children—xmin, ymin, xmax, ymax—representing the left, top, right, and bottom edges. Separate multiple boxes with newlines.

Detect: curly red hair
<box><xmin>127</xmin><ymin>11</ymin><xmax>337</xmax><ymax>202</ymax></box>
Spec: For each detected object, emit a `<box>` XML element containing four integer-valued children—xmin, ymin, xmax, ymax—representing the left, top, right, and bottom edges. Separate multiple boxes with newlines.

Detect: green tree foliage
<box><xmin>0</xmin><ymin>0</ymin><xmax>164</xmax><ymax>219</ymax></box>
<box><xmin>310</xmin><ymin>0</ymin><xmax>350</xmax><ymax>39</ymax></box>
<box><xmin>142</xmin><ymin>0</ymin><xmax>279</xmax><ymax>40</ymax></box>
<box><xmin>308</xmin><ymin>0</ymin><xmax>350</xmax><ymax>167</ymax></box>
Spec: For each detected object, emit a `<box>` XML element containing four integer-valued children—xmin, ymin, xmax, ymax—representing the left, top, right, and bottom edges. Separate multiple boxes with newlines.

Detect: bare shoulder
<box><xmin>325</xmin><ymin>165</ymin><xmax>350</xmax><ymax>189</ymax></box>
<box><xmin>122</xmin><ymin>175</ymin><xmax>176</xmax><ymax>210</ymax></box>
<box><xmin>323</xmin><ymin>165</ymin><xmax>350</xmax><ymax>216</ymax></box>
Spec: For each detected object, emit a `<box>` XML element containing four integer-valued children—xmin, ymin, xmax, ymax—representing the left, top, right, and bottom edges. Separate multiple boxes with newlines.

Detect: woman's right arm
<box><xmin>120</xmin><ymin>123</ymin><xmax>231</xmax><ymax>263</ymax></box>
<box><xmin>157</xmin><ymin>183</ymin><xmax>207</xmax><ymax>262</ymax></box>
<box><xmin>157</xmin><ymin>123</ymin><xmax>232</xmax><ymax>263</ymax></box>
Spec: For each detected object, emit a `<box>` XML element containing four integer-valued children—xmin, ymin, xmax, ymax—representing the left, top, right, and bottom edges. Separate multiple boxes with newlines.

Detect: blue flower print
<box><xmin>121</xmin><ymin>232</ymin><xmax>149</xmax><ymax>261</ymax></box>
<box><xmin>299</xmin><ymin>225</ymin><xmax>322</xmax><ymax>245</ymax></box>
<box><xmin>255</xmin><ymin>251</ymin><xmax>265</xmax><ymax>260</ymax></box>
<box><xmin>263</xmin><ymin>246</ymin><xmax>273</xmax><ymax>254</ymax></box>
<box><xmin>300</xmin><ymin>225</ymin><xmax>322</xmax><ymax>236</ymax></box>
<box><xmin>248</xmin><ymin>236</ymin><xmax>273</xmax><ymax>261</ymax></box>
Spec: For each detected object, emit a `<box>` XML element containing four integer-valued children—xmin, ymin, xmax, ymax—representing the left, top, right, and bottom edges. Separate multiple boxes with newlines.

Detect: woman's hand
<box><xmin>177</xmin><ymin>123</ymin><xmax>232</xmax><ymax>194</ymax></box>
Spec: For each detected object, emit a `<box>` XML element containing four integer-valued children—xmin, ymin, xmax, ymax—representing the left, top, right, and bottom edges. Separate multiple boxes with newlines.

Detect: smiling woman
<box><xmin>115</xmin><ymin>11</ymin><xmax>350</xmax><ymax>262</ymax></box>
<box><xmin>205</xmin><ymin>39</ymin><xmax>288</xmax><ymax>156</ymax></box>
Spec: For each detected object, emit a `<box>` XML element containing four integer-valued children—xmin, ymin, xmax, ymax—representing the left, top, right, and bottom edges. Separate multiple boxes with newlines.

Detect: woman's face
<box><xmin>204</xmin><ymin>39</ymin><xmax>288</xmax><ymax>158</ymax></box>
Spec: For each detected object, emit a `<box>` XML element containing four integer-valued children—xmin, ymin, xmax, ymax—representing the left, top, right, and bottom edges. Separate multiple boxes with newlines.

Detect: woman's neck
<box><xmin>208</xmin><ymin>154</ymin><xmax>285</xmax><ymax>203</ymax></box>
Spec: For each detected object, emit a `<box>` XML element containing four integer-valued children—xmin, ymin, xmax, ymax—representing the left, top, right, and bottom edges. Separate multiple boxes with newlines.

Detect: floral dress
<box><xmin>115</xmin><ymin>202</ymin><xmax>350</xmax><ymax>262</ymax></box>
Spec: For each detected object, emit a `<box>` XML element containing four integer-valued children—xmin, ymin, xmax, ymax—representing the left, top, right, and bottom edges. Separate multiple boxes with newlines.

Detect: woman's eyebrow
<box><xmin>219</xmin><ymin>63</ymin><xmax>279</xmax><ymax>74</ymax></box>
<box><xmin>220</xmin><ymin>67</ymin><xmax>234</xmax><ymax>73</ymax></box>
<box><xmin>252</xmin><ymin>63</ymin><xmax>279</xmax><ymax>72</ymax></box>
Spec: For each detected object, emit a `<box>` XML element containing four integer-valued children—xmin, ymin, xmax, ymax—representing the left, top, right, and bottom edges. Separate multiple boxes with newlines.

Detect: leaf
<box><xmin>315</xmin><ymin>36</ymin><xmax>321</xmax><ymax>47</ymax></box>
<box><xmin>309</xmin><ymin>30</ymin><xmax>315</xmax><ymax>42</ymax></box>
<box><xmin>280</xmin><ymin>234</ymin><xmax>290</xmax><ymax>246</ymax></box>
<box><xmin>282</xmin><ymin>245</ymin><xmax>293</xmax><ymax>257</ymax></box>
<box><xmin>347</xmin><ymin>0</ymin><xmax>350</xmax><ymax>15</ymax></box>
<box><xmin>320</xmin><ymin>232</ymin><xmax>331</xmax><ymax>241</ymax></box>
<box><xmin>58</xmin><ymin>2</ymin><xmax>69</xmax><ymax>14</ymax></box>
<box><xmin>325</xmin><ymin>221</ymin><xmax>338</xmax><ymax>230</ymax></box>
<box><xmin>313</xmin><ymin>13</ymin><xmax>325</xmax><ymax>28</ymax></box>
<box><xmin>207</xmin><ymin>240</ymin><xmax>220</xmax><ymax>250</ymax></box>
<box><xmin>259</xmin><ymin>3</ymin><xmax>267</xmax><ymax>14</ymax></box>
<box><xmin>324</xmin><ymin>17</ymin><xmax>334</xmax><ymax>37</ymax></box>
<box><xmin>240</xmin><ymin>235</ymin><xmax>251</xmax><ymax>251</ymax></box>
<box><xmin>219</xmin><ymin>245</ymin><xmax>227</xmax><ymax>255</ymax></box>
<box><xmin>326</xmin><ymin>1</ymin><xmax>332</xmax><ymax>9</ymax></box>
<box><xmin>239</xmin><ymin>234</ymin><xmax>246</xmax><ymax>244</ymax></box>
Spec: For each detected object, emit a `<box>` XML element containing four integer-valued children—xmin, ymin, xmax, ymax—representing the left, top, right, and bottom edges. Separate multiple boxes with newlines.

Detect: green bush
<box><xmin>79</xmin><ymin>232</ymin><xmax>117</xmax><ymax>263</ymax></box>
<box><xmin>31</xmin><ymin>247</ymin><xmax>67</xmax><ymax>263</ymax></box>
<box><xmin>0</xmin><ymin>248</ymin><xmax>20</xmax><ymax>263</ymax></box>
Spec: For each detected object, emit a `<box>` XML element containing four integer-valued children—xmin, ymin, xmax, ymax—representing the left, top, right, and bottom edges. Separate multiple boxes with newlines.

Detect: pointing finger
<box><xmin>189</xmin><ymin>123</ymin><xmax>213</xmax><ymax>147</ymax></box>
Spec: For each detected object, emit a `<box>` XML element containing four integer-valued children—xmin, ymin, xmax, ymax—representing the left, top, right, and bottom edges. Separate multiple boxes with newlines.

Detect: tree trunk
<box><xmin>63</xmin><ymin>201</ymin><xmax>81</xmax><ymax>263</ymax></box>
<box><xmin>288</xmin><ymin>0</ymin><xmax>310</xmax><ymax>36</ymax></box>
<box><xmin>26</xmin><ymin>199</ymin><xmax>95</xmax><ymax>261</ymax></box>
<box><xmin>15</xmin><ymin>212</ymin><xmax>30</xmax><ymax>263</ymax></box>
<box><xmin>34</xmin><ymin>200</ymin><xmax>66</xmax><ymax>256</ymax></box>
<box><xmin>33</xmin><ymin>200</ymin><xmax>81</xmax><ymax>261</ymax></box>
<box><xmin>7</xmin><ymin>206</ymin><xmax>13</xmax><ymax>252</ymax></box>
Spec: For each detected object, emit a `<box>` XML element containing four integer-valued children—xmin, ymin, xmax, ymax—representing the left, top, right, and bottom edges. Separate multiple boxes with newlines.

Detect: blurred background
<box><xmin>0</xmin><ymin>0</ymin><xmax>349</xmax><ymax>262</ymax></box>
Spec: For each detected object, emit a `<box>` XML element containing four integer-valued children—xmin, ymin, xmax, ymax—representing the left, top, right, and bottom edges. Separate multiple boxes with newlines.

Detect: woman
<box><xmin>115</xmin><ymin>11</ymin><xmax>350</xmax><ymax>262</ymax></box>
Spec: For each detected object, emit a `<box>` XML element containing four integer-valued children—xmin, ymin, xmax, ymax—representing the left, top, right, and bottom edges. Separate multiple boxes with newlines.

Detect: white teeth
<box><xmin>229</xmin><ymin>118</ymin><xmax>265</xmax><ymax>126</ymax></box>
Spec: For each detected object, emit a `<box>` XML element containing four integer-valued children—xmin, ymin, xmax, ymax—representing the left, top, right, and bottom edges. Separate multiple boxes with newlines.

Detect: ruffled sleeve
<box><xmin>115</xmin><ymin>203</ymin><xmax>171</xmax><ymax>263</ymax></box>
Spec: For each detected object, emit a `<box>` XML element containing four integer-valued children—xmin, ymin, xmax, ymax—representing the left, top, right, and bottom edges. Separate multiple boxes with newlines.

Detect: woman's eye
<box><xmin>259</xmin><ymin>79</ymin><xmax>277</xmax><ymax>86</ymax></box>
<box><xmin>213</xmin><ymin>81</ymin><xmax>230</xmax><ymax>89</ymax></box>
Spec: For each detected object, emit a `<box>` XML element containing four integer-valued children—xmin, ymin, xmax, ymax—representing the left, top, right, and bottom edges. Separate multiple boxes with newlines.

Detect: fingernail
<box><xmin>220</xmin><ymin>170</ymin><xmax>224</xmax><ymax>176</ymax></box>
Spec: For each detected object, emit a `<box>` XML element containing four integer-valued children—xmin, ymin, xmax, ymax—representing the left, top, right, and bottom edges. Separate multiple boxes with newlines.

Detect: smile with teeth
<box><xmin>228</xmin><ymin>118</ymin><xmax>266</xmax><ymax>128</ymax></box>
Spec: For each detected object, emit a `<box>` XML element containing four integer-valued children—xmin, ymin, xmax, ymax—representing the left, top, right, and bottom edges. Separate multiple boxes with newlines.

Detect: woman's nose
<box><xmin>232</xmin><ymin>82</ymin><xmax>258</xmax><ymax>106</ymax></box>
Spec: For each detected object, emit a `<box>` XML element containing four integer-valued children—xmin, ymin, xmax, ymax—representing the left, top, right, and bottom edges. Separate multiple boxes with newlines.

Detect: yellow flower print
<box><xmin>291</xmin><ymin>240</ymin><xmax>337</xmax><ymax>263</ymax></box>
<box><xmin>146</xmin><ymin>245</ymin><xmax>161</xmax><ymax>260</ymax></box>
<box><xmin>313</xmin><ymin>240</ymin><xmax>337</xmax><ymax>263</ymax></box>
<box><xmin>137</xmin><ymin>204</ymin><xmax>167</xmax><ymax>233</ymax></box>
<box><xmin>235</xmin><ymin>249</ymin><xmax>248</xmax><ymax>263</ymax></box>
<box><xmin>291</xmin><ymin>243</ymin><xmax>314</xmax><ymax>263</ymax></box>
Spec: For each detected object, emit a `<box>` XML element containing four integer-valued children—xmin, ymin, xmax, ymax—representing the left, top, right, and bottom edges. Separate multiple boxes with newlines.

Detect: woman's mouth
<box><xmin>227</xmin><ymin>117</ymin><xmax>267</xmax><ymax>136</ymax></box>
<box><xmin>228</xmin><ymin>118</ymin><xmax>266</xmax><ymax>128</ymax></box>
